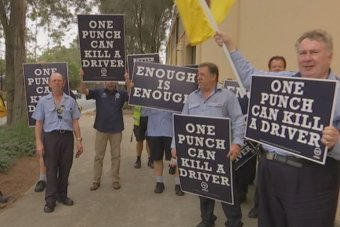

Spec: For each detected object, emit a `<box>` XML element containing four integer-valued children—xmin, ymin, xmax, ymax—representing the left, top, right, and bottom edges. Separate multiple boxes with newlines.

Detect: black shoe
<box><xmin>196</xmin><ymin>220</ymin><xmax>215</xmax><ymax>227</ymax></box>
<box><xmin>196</xmin><ymin>215</ymin><xmax>217</xmax><ymax>227</ymax></box>
<box><xmin>147</xmin><ymin>159</ymin><xmax>154</xmax><ymax>168</ymax></box>
<box><xmin>57</xmin><ymin>197</ymin><xmax>74</xmax><ymax>206</ymax></box>
<box><xmin>175</xmin><ymin>184</ymin><xmax>184</xmax><ymax>196</ymax></box>
<box><xmin>0</xmin><ymin>195</ymin><xmax>8</xmax><ymax>203</ymax></box>
<box><xmin>134</xmin><ymin>159</ymin><xmax>141</xmax><ymax>168</ymax></box>
<box><xmin>154</xmin><ymin>182</ymin><xmax>165</xmax><ymax>193</ymax></box>
<box><xmin>34</xmin><ymin>180</ymin><xmax>46</xmax><ymax>192</ymax></box>
<box><xmin>44</xmin><ymin>202</ymin><xmax>56</xmax><ymax>213</ymax></box>
<box><xmin>248</xmin><ymin>207</ymin><xmax>258</xmax><ymax>218</ymax></box>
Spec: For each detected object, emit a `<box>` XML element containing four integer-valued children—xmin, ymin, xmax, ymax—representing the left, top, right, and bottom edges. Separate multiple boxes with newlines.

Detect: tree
<box><xmin>0</xmin><ymin>0</ymin><xmax>95</xmax><ymax>126</ymax></box>
<box><xmin>99</xmin><ymin>0</ymin><xmax>173</xmax><ymax>54</ymax></box>
<box><xmin>38</xmin><ymin>42</ymin><xmax>81</xmax><ymax>89</ymax></box>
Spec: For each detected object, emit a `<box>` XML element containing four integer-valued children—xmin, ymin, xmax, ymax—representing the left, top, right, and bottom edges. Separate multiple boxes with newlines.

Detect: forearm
<box><xmin>72</xmin><ymin>120</ymin><xmax>82</xmax><ymax>139</ymax></box>
<box><xmin>80</xmin><ymin>82</ymin><xmax>89</xmax><ymax>95</ymax></box>
<box><xmin>35</xmin><ymin>121</ymin><xmax>43</xmax><ymax>147</ymax></box>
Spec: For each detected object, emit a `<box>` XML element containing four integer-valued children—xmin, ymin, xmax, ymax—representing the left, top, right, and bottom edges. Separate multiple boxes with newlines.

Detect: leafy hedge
<box><xmin>0</xmin><ymin>123</ymin><xmax>35</xmax><ymax>172</ymax></box>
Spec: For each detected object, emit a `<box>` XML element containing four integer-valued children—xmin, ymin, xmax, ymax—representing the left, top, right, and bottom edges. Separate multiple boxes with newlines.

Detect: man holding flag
<box><xmin>214</xmin><ymin>29</ymin><xmax>340</xmax><ymax>227</ymax></box>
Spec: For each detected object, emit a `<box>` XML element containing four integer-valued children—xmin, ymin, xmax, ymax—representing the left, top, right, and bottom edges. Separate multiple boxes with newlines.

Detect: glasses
<box><xmin>56</xmin><ymin>105</ymin><xmax>64</xmax><ymax>120</ymax></box>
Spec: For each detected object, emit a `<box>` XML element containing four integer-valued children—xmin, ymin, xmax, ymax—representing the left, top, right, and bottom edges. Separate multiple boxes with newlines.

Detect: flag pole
<box><xmin>198</xmin><ymin>0</ymin><xmax>246</xmax><ymax>96</ymax></box>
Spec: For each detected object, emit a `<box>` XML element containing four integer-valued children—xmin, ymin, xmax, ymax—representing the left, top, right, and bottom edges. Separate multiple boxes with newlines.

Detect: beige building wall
<box><xmin>167</xmin><ymin>0</ymin><xmax>340</xmax><ymax>223</ymax></box>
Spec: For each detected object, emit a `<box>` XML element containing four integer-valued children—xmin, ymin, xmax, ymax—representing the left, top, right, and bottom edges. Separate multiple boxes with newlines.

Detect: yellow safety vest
<box><xmin>0</xmin><ymin>94</ymin><xmax>7</xmax><ymax>118</ymax></box>
<box><xmin>133</xmin><ymin>106</ymin><xmax>142</xmax><ymax>126</ymax></box>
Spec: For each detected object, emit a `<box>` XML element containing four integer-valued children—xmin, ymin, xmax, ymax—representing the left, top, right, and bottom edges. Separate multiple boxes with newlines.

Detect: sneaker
<box><xmin>34</xmin><ymin>180</ymin><xmax>46</xmax><ymax>192</ymax></box>
<box><xmin>154</xmin><ymin>182</ymin><xmax>165</xmax><ymax>193</ymax></box>
<box><xmin>43</xmin><ymin>201</ymin><xmax>56</xmax><ymax>213</ymax></box>
<box><xmin>147</xmin><ymin>159</ymin><xmax>154</xmax><ymax>168</ymax></box>
<box><xmin>248</xmin><ymin>207</ymin><xmax>258</xmax><ymax>218</ymax></box>
<box><xmin>134</xmin><ymin>159</ymin><xmax>141</xmax><ymax>168</ymax></box>
<box><xmin>90</xmin><ymin>182</ymin><xmax>100</xmax><ymax>191</ymax></box>
<box><xmin>112</xmin><ymin>182</ymin><xmax>121</xmax><ymax>190</ymax></box>
<box><xmin>175</xmin><ymin>184</ymin><xmax>184</xmax><ymax>196</ymax></box>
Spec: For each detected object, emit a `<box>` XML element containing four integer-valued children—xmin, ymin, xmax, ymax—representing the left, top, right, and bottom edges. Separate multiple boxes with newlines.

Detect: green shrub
<box><xmin>0</xmin><ymin>123</ymin><xmax>35</xmax><ymax>172</ymax></box>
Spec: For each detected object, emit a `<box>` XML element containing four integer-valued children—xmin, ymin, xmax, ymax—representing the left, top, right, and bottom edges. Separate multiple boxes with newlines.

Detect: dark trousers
<box><xmin>43</xmin><ymin>132</ymin><xmax>74</xmax><ymax>203</ymax></box>
<box><xmin>258</xmin><ymin>157</ymin><xmax>340</xmax><ymax>227</ymax></box>
<box><xmin>199</xmin><ymin>193</ymin><xmax>243</xmax><ymax>227</ymax></box>
<box><xmin>235</xmin><ymin>154</ymin><xmax>257</xmax><ymax>200</ymax></box>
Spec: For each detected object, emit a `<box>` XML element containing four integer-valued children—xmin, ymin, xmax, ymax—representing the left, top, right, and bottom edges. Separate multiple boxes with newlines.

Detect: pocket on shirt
<box><xmin>207</xmin><ymin>102</ymin><xmax>223</xmax><ymax>110</ymax></box>
<box><xmin>188</xmin><ymin>103</ymin><xmax>200</xmax><ymax>111</ymax></box>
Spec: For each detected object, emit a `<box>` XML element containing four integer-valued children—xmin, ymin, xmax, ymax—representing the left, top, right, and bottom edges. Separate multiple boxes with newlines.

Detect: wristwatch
<box><xmin>76</xmin><ymin>137</ymin><xmax>82</xmax><ymax>142</ymax></box>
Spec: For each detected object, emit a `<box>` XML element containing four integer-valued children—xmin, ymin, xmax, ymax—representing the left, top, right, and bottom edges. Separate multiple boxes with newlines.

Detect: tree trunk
<box><xmin>5</xmin><ymin>1</ymin><xmax>27</xmax><ymax>125</ymax></box>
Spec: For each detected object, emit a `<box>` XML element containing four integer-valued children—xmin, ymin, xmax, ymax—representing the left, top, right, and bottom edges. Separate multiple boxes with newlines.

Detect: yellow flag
<box><xmin>175</xmin><ymin>0</ymin><xmax>235</xmax><ymax>45</ymax></box>
<box><xmin>175</xmin><ymin>0</ymin><xmax>214</xmax><ymax>45</ymax></box>
<box><xmin>211</xmin><ymin>0</ymin><xmax>235</xmax><ymax>24</ymax></box>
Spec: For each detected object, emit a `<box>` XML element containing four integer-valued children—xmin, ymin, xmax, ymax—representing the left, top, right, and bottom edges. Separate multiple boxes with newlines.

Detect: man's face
<box><xmin>49</xmin><ymin>73</ymin><xmax>65</xmax><ymax>92</ymax></box>
<box><xmin>269</xmin><ymin>59</ymin><xmax>286</xmax><ymax>72</ymax></box>
<box><xmin>197</xmin><ymin>66</ymin><xmax>216</xmax><ymax>90</ymax></box>
<box><xmin>297</xmin><ymin>38</ymin><xmax>332</xmax><ymax>79</ymax></box>
<box><xmin>105</xmin><ymin>82</ymin><xmax>117</xmax><ymax>91</ymax></box>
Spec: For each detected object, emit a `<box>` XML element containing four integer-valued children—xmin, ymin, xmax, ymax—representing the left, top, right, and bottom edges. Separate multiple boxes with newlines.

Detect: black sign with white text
<box><xmin>129</xmin><ymin>62</ymin><xmax>198</xmax><ymax>112</ymax></box>
<box><xmin>78</xmin><ymin>14</ymin><xmax>125</xmax><ymax>82</ymax></box>
<box><xmin>223</xmin><ymin>80</ymin><xmax>249</xmax><ymax>115</ymax></box>
<box><xmin>246</xmin><ymin>75</ymin><xmax>337</xmax><ymax>164</ymax></box>
<box><xmin>224</xmin><ymin>80</ymin><xmax>259</xmax><ymax>169</ymax></box>
<box><xmin>23</xmin><ymin>63</ymin><xmax>69</xmax><ymax>127</ymax></box>
<box><xmin>127</xmin><ymin>53</ymin><xmax>159</xmax><ymax>80</ymax></box>
<box><xmin>174</xmin><ymin>114</ymin><xmax>234</xmax><ymax>204</ymax></box>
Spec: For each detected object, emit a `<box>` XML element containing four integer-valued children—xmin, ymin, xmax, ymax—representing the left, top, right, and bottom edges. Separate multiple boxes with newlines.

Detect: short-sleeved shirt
<box><xmin>144</xmin><ymin>108</ymin><xmax>173</xmax><ymax>137</ymax></box>
<box><xmin>182</xmin><ymin>87</ymin><xmax>245</xmax><ymax>146</ymax></box>
<box><xmin>87</xmin><ymin>88</ymin><xmax>128</xmax><ymax>133</ymax></box>
<box><xmin>32</xmin><ymin>93</ymin><xmax>81</xmax><ymax>132</ymax></box>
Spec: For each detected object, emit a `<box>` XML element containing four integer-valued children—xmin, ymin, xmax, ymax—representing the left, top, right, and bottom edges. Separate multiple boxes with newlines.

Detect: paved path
<box><xmin>0</xmin><ymin>111</ymin><xmax>257</xmax><ymax>227</ymax></box>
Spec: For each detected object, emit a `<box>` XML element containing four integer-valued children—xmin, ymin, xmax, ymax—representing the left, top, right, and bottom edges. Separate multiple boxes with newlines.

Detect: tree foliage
<box><xmin>0</xmin><ymin>0</ymin><xmax>96</xmax><ymax>125</ymax></box>
<box><xmin>99</xmin><ymin>0</ymin><xmax>173</xmax><ymax>54</ymax></box>
<box><xmin>38</xmin><ymin>42</ymin><xmax>81</xmax><ymax>89</ymax></box>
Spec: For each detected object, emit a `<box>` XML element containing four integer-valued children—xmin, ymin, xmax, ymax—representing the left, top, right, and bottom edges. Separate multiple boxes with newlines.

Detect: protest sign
<box><xmin>246</xmin><ymin>75</ymin><xmax>337</xmax><ymax>164</ymax></box>
<box><xmin>23</xmin><ymin>63</ymin><xmax>69</xmax><ymax>127</ymax></box>
<box><xmin>127</xmin><ymin>53</ymin><xmax>159</xmax><ymax>80</ymax></box>
<box><xmin>174</xmin><ymin>114</ymin><xmax>234</xmax><ymax>204</ymax></box>
<box><xmin>224</xmin><ymin>80</ymin><xmax>258</xmax><ymax>170</ymax></box>
<box><xmin>129</xmin><ymin>62</ymin><xmax>198</xmax><ymax>112</ymax></box>
<box><xmin>224</xmin><ymin>80</ymin><xmax>249</xmax><ymax>115</ymax></box>
<box><xmin>78</xmin><ymin>14</ymin><xmax>125</xmax><ymax>82</ymax></box>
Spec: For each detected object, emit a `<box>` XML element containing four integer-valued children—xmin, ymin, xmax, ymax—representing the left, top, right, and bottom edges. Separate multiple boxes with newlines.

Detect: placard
<box><xmin>174</xmin><ymin>114</ymin><xmax>234</xmax><ymax>204</ymax></box>
<box><xmin>246</xmin><ymin>75</ymin><xmax>337</xmax><ymax>164</ymax></box>
<box><xmin>129</xmin><ymin>62</ymin><xmax>198</xmax><ymax>112</ymax></box>
<box><xmin>23</xmin><ymin>63</ymin><xmax>69</xmax><ymax>127</ymax></box>
<box><xmin>78</xmin><ymin>14</ymin><xmax>125</xmax><ymax>81</ymax></box>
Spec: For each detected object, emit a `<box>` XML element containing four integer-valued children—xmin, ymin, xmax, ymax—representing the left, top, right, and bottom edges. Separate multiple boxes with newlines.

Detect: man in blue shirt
<box><xmin>215</xmin><ymin>29</ymin><xmax>340</xmax><ymax>227</ymax></box>
<box><xmin>144</xmin><ymin>108</ymin><xmax>184</xmax><ymax>196</ymax></box>
<box><xmin>80</xmin><ymin>69</ymin><xmax>128</xmax><ymax>191</ymax></box>
<box><xmin>173</xmin><ymin>62</ymin><xmax>245</xmax><ymax>227</ymax></box>
<box><xmin>32</xmin><ymin>72</ymin><xmax>83</xmax><ymax>213</ymax></box>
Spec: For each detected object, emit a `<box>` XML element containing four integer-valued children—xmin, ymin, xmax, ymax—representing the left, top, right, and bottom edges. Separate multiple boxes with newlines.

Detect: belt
<box><xmin>49</xmin><ymin>130</ymin><xmax>73</xmax><ymax>134</ymax></box>
<box><xmin>263</xmin><ymin>151</ymin><xmax>305</xmax><ymax>168</ymax></box>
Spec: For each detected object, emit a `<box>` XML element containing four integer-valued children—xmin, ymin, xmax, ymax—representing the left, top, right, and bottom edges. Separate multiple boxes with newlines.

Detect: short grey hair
<box><xmin>295</xmin><ymin>29</ymin><xmax>333</xmax><ymax>53</ymax></box>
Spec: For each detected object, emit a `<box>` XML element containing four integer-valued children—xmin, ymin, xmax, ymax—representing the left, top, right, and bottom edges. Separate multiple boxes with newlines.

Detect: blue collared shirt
<box><xmin>32</xmin><ymin>93</ymin><xmax>81</xmax><ymax>132</ymax></box>
<box><xmin>87</xmin><ymin>88</ymin><xmax>128</xmax><ymax>133</ymax></box>
<box><xmin>144</xmin><ymin>108</ymin><xmax>173</xmax><ymax>137</ymax></box>
<box><xmin>182</xmin><ymin>87</ymin><xmax>245</xmax><ymax>146</ymax></box>
<box><xmin>231</xmin><ymin>50</ymin><xmax>340</xmax><ymax>159</ymax></box>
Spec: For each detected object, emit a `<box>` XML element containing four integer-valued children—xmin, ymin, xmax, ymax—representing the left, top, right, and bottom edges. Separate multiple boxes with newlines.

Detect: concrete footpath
<box><xmin>0</xmin><ymin>111</ymin><xmax>257</xmax><ymax>227</ymax></box>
